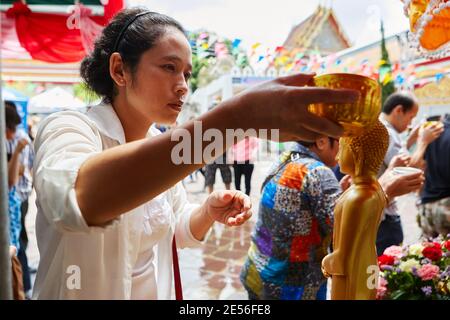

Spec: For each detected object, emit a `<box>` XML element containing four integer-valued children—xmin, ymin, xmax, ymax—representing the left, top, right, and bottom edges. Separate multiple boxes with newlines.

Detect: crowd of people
<box><xmin>238</xmin><ymin>91</ymin><xmax>448</xmax><ymax>300</ymax></box>
<box><xmin>185</xmin><ymin>136</ymin><xmax>258</xmax><ymax>197</ymax></box>
<box><xmin>2</xmin><ymin>8</ymin><xmax>449</xmax><ymax>300</ymax></box>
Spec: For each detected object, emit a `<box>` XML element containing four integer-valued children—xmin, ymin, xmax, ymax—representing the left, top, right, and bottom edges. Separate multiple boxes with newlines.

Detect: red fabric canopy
<box><xmin>2</xmin><ymin>0</ymin><xmax>123</xmax><ymax>63</ymax></box>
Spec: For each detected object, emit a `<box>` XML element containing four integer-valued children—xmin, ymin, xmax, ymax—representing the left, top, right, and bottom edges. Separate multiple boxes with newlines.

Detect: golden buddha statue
<box><xmin>321</xmin><ymin>120</ymin><xmax>389</xmax><ymax>300</ymax></box>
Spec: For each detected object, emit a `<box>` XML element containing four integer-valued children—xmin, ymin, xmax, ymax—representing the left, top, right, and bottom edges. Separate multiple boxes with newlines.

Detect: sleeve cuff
<box><xmin>60</xmin><ymin>188</ymin><xmax>123</xmax><ymax>234</ymax></box>
<box><xmin>175</xmin><ymin>203</ymin><xmax>206</xmax><ymax>249</ymax></box>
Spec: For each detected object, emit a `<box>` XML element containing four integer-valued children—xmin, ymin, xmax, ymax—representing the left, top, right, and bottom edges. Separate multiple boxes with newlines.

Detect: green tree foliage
<box><xmin>74</xmin><ymin>82</ymin><xmax>99</xmax><ymax>103</ymax></box>
<box><xmin>190</xmin><ymin>54</ymin><xmax>210</xmax><ymax>93</ymax></box>
<box><xmin>379</xmin><ymin>21</ymin><xmax>396</xmax><ymax>105</ymax></box>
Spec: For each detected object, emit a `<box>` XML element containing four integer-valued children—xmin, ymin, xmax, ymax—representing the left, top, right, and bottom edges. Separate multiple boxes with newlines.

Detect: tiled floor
<box><xmin>179</xmin><ymin>161</ymin><xmax>272</xmax><ymax>299</ymax></box>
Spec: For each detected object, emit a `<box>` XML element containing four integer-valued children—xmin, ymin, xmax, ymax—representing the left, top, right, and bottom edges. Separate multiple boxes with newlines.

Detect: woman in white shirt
<box><xmin>32</xmin><ymin>9</ymin><xmax>359</xmax><ymax>299</ymax></box>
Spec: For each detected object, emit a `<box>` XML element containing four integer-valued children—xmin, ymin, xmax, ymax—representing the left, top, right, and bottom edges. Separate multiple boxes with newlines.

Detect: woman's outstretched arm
<box><xmin>65</xmin><ymin>74</ymin><xmax>358</xmax><ymax>226</ymax></box>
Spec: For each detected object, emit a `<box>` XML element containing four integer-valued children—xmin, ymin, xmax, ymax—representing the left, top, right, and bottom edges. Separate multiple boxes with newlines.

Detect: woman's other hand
<box><xmin>203</xmin><ymin>190</ymin><xmax>252</xmax><ymax>227</ymax></box>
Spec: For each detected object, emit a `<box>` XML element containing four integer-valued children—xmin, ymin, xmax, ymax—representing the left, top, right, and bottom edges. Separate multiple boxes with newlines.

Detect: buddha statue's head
<box><xmin>338</xmin><ymin>119</ymin><xmax>389</xmax><ymax>177</ymax></box>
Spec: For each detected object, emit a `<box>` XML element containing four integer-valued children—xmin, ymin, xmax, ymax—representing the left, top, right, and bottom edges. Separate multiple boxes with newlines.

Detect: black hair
<box><xmin>297</xmin><ymin>140</ymin><xmax>315</xmax><ymax>148</ymax></box>
<box><xmin>80</xmin><ymin>8</ymin><xmax>186</xmax><ymax>104</ymax></box>
<box><xmin>4</xmin><ymin>101</ymin><xmax>21</xmax><ymax>131</ymax></box>
<box><xmin>297</xmin><ymin>137</ymin><xmax>337</xmax><ymax>148</ymax></box>
<box><xmin>426</xmin><ymin>115</ymin><xmax>441</xmax><ymax>122</ymax></box>
<box><xmin>382</xmin><ymin>92</ymin><xmax>417</xmax><ymax>115</ymax></box>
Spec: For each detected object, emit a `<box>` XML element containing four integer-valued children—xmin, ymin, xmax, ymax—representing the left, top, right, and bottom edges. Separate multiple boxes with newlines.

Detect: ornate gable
<box><xmin>283</xmin><ymin>6</ymin><xmax>351</xmax><ymax>54</ymax></box>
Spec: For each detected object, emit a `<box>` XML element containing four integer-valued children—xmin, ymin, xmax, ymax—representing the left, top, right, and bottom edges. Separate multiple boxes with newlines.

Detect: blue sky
<box><xmin>127</xmin><ymin>0</ymin><xmax>409</xmax><ymax>50</ymax></box>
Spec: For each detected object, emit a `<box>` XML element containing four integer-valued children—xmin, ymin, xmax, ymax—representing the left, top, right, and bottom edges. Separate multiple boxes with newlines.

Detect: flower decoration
<box><xmin>377</xmin><ymin>234</ymin><xmax>450</xmax><ymax>299</ymax></box>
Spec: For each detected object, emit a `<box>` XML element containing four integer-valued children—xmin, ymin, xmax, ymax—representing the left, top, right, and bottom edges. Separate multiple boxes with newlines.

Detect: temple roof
<box><xmin>283</xmin><ymin>6</ymin><xmax>351</xmax><ymax>54</ymax></box>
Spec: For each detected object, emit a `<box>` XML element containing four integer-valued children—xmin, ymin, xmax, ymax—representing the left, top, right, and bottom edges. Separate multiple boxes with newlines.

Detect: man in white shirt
<box><xmin>376</xmin><ymin>92</ymin><xmax>443</xmax><ymax>255</ymax></box>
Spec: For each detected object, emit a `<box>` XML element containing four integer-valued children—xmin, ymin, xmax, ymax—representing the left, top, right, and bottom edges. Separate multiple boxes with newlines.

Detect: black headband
<box><xmin>112</xmin><ymin>11</ymin><xmax>154</xmax><ymax>53</ymax></box>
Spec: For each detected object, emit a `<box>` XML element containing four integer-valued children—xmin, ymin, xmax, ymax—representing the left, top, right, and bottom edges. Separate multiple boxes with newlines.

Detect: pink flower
<box><xmin>376</xmin><ymin>276</ymin><xmax>388</xmax><ymax>300</ymax></box>
<box><xmin>383</xmin><ymin>245</ymin><xmax>404</xmax><ymax>259</ymax></box>
<box><xmin>378</xmin><ymin>277</ymin><xmax>388</xmax><ymax>288</ymax></box>
<box><xmin>417</xmin><ymin>264</ymin><xmax>440</xmax><ymax>281</ymax></box>
<box><xmin>376</xmin><ymin>285</ymin><xmax>387</xmax><ymax>300</ymax></box>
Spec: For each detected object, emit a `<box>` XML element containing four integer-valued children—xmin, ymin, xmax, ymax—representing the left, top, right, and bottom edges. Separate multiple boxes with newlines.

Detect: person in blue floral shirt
<box><xmin>4</xmin><ymin>102</ymin><xmax>29</xmax><ymax>251</ymax></box>
<box><xmin>240</xmin><ymin>137</ymin><xmax>341</xmax><ymax>300</ymax></box>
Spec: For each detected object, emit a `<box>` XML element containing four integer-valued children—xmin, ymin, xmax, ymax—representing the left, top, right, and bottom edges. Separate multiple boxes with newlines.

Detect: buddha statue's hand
<box><xmin>322</xmin><ymin>254</ymin><xmax>333</xmax><ymax>278</ymax></box>
<box><xmin>321</xmin><ymin>264</ymin><xmax>331</xmax><ymax>278</ymax></box>
<box><xmin>322</xmin><ymin>252</ymin><xmax>346</xmax><ymax>278</ymax></box>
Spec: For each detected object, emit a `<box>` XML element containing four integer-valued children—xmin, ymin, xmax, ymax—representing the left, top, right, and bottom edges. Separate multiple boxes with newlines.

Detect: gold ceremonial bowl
<box><xmin>308</xmin><ymin>73</ymin><xmax>381</xmax><ymax>136</ymax></box>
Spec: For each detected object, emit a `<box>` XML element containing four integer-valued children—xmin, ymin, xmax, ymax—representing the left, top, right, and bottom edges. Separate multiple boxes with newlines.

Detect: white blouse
<box><xmin>32</xmin><ymin>103</ymin><xmax>203</xmax><ymax>300</ymax></box>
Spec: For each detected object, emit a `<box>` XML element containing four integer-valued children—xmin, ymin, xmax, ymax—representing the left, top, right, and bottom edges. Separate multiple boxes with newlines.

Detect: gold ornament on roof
<box><xmin>403</xmin><ymin>0</ymin><xmax>450</xmax><ymax>57</ymax></box>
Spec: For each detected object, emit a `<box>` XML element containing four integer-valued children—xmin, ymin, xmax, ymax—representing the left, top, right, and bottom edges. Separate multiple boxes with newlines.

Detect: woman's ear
<box><xmin>109</xmin><ymin>53</ymin><xmax>127</xmax><ymax>87</ymax></box>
